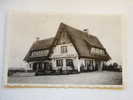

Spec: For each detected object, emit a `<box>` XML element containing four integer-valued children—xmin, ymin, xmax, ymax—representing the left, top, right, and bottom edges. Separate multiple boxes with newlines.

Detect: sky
<box><xmin>6</xmin><ymin>11</ymin><xmax>124</xmax><ymax>68</ymax></box>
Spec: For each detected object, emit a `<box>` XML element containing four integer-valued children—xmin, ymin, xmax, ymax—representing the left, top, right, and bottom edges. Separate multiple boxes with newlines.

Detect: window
<box><xmin>56</xmin><ymin>59</ymin><xmax>63</xmax><ymax>66</ymax></box>
<box><xmin>61</xmin><ymin>46</ymin><xmax>67</xmax><ymax>53</ymax></box>
<box><xmin>91</xmin><ymin>47</ymin><xmax>105</xmax><ymax>56</ymax></box>
<box><xmin>102</xmin><ymin>50</ymin><xmax>105</xmax><ymax>55</ymax></box>
<box><xmin>100</xmin><ymin>49</ymin><xmax>103</xmax><ymax>55</ymax></box>
<box><xmin>66</xmin><ymin>59</ymin><xmax>73</xmax><ymax>66</ymax></box>
<box><xmin>31</xmin><ymin>50</ymin><xmax>49</xmax><ymax>57</ymax></box>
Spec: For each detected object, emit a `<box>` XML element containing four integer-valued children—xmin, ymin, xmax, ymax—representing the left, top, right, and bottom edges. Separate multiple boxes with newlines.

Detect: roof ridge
<box><xmin>61</xmin><ymin>22</ymin><xmax>96</xmax><ymax>38</ymax></box>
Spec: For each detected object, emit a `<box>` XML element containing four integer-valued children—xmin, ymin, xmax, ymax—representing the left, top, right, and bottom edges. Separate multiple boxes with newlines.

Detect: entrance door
<box><xmin>66</xmin><ymin>59</ymin><xmax>74</xmax><ymax>70</ymax></box>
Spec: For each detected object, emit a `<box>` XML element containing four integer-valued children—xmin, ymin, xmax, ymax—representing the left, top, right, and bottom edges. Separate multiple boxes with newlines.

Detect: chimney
<box><xmin>83</xmin><ymin>28</ymin><xmax>89</xmax><ymax>33</ymax></box>
<box><xmin>36</xmin><ymin>37</ymin><xmax>40</xmax><ymax>42</ymax></box>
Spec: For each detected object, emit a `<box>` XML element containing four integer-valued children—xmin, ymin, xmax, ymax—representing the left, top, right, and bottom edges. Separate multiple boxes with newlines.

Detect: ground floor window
<box><xmin>84</xmin><ymin>59</ymin><xmax>97</xmax><ymax>71</ymax></box>
<box><xmin>56</xmin><ymin>59</ymin><xmax>63</xmax><ymax>66</ymax></box>
<box><xmin>66</xmin><ymin>59</ymin><xmax>73</xmax><ymax>66</ymax></box>
<box><xmin>85</xmin><ymin>60</ymin><xmax>93</xmax><ymax>67</ymax></box>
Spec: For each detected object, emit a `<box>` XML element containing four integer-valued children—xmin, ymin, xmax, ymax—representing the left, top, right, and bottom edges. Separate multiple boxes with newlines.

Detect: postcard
<box><xmin>4</xmin><ymin>11</ymin><xmax>126</xmax><ymax>88</ymax></box>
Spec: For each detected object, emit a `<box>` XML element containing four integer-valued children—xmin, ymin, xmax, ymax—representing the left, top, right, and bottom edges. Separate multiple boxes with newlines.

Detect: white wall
<box><xmin>50</xmin><ymin>43</ymin><xmax>78</xmax><ymax>70</ymax></box>
<box><xmin>51</xmin><ymin>43</ymin><xmax>78</xmax><ymax>58</ymax></box>
<box><xmin>0</xmin><ymin>0</ymin><xmax>132</xmax><ymax>100</ymax></box>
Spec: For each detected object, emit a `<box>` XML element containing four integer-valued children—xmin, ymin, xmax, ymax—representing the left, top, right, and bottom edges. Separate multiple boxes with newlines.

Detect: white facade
<box><xmin>50</xmin><ymin>43</ymin><xmax>83</xmax><ymax>72</ymax></box>
<box><xmin>49</xmin><ymin>42</ymin><xmax>106</xmax><ymax>72</ymax></box>
<box><xmin>28</xmin><ymin>43</ymin><xmax>106</xmax><ymax>72</ymax></box>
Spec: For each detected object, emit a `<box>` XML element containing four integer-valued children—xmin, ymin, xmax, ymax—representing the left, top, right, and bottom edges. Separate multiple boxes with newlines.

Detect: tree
<box><xmin>113</xmin><ymin>62</ymin><xmax>118</xmax><ymax>71</ymax></box>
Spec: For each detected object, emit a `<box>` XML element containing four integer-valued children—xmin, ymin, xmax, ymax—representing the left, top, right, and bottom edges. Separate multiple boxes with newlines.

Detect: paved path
<box><xmin>8</xmin><ymin>71</ymin><xmax>122</xmax><ymax>85</ymax></box>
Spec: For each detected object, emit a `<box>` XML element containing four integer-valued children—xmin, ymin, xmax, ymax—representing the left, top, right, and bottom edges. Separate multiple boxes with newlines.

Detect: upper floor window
<box><xmin>91</xmin><ymin>47</ymin><xmax>105</xmax><ymax>56</ymax></box>
<box><xmin>61</xmin><ymin>46</ymin><xmax>67</xmax><ymax>53</ymax></box>
<box><xmin>31</xmin><ymin>50</ymin><xmax>49</xmax><ymax>57</ymax></box>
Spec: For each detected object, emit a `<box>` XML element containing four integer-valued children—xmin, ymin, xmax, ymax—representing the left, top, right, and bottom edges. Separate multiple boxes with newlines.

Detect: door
<box><xmin>66</xmin><ymin>59</ymin><xmax>74</xmax><ymax>70</ymax></box>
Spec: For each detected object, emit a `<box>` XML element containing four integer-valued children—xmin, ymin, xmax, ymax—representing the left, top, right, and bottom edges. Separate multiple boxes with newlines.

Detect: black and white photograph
<box><xmin>5</xmin><ymin>11</ymin><xmax>125</xmax><ymax>88</ymax></box>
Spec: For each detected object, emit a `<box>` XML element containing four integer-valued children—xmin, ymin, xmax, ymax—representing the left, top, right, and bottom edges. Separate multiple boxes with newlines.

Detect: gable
<box><xmin>53</xmin><ymin>23</ymin><xmax>111</xmax><ymax>60</ymax></box>
<box><xmin>56</xmin><ymin>31</ymin><xmax>71</xmax><ymax>45</ymax></box>
<box><xmin>49</xmin><ymin>28</ymin><xmax>78</xmax><ymax>58</ymax></box>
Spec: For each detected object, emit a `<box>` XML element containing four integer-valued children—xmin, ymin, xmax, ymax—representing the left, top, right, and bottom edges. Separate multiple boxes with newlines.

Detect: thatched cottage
<box><xmin>24</xmin><ymin>23</ymin><xmax>111</xmax><ymax>74</ymax></box>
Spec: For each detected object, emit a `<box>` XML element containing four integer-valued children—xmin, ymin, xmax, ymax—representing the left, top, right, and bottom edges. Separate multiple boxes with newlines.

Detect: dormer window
<box><xmin>61</xmin><ymin>46</ymin><xmax>67</xmax><ymax>53</ymax></box>
<box><xmin>91</xmin><ymin>47</ymin><xmax>105</xmax><ymax>56</ymax></box>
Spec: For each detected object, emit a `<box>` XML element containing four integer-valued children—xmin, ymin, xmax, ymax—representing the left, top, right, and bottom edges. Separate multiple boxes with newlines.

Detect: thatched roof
<box><xmin>24</xmin><ymin>23</ymin><xmax>111</xmax><ymax>62</ymax></box>
<box><xmin>24</xmin><ymin>38</ymin><xmax>54</xmax><ymax>62</ymax></box>
<box><xmin>61</xmin><ymin>23</ymin><xmax>104</xmax><ymax>57</ymax></box>
<box><xmin>31</xmin><ymin>37</ymin><xmax>54</xmax><ymax>51</ymax></box>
